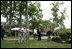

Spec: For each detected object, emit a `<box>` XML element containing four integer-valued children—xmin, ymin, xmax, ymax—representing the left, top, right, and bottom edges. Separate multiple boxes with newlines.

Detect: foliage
<box><xmin>50</xmin><ymin>2</ymin><xmax>68</xmax><ymax>31</ymax></box>
<box><xmin>1</xmin><ymin>1</ymin><xmax>43</xmax><ymax>31</ymax></box>
<box><xmin>40</xmin><ymin>20</ymin><xmax>51</xmax><ymax>32</ymax></box>
<box><xmin>29</xmin><ymin>1</ymin><xmax>43</xmax><ymax>30</ymax></box>
<box><xmin>68</xmin><ymin>38</ymin><xmax>71</xmax><ymax>43</ymax></box>
<box><xmin>52</xmin><ymin>35</ymin><xmax>61</xmax><ymax>40</ymax></box>
<box><xmin>59</xmin><ymin>28</ymin><xmax>71</xmax><ymax>39</ymax></box>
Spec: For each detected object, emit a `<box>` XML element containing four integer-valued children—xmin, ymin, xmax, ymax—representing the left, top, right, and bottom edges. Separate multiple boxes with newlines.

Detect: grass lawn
<box><xmin>1</xmin><ymin>39</ymin><xmax>71</xmax><ymax>48</ymax></box>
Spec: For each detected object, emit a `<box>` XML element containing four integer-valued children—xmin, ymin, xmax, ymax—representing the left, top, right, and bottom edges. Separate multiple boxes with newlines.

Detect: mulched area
<box><xmin>52</xmin><ymin>39</ymin><xmax>70</xmax><ymax>44</ymax></box>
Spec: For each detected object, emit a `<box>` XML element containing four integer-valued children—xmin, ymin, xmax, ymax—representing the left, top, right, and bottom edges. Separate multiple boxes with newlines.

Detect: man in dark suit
<box><xmin>47</xmin><ymin>30</ymin><xmax>52</xmax><ymax>41</ymax></box>
<box><xmin>1</xmin><ymin>26</ymin><xmax>5</xmax><ymax>40</ymax></box>
<box><xmin>37</xmin><ymin>27</ymin><xmax>41</xmax><ymax>40</ymax></box>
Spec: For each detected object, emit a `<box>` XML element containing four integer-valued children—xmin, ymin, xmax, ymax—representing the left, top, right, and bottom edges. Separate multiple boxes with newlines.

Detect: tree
<box><xmin>1</xmin><ymin>1</ymin><xmax>19</xmax><ymax>36</ymax></box>
<box><xmin>50</xmin><ymin>2</ymin><xmax>68</xmax><ymax>31</ymax></box>
<box><xmin>1</xmin><ymin>1</ymin><xmax>13</xmax><ymax>36</ymax></box>
<box><xmin>28</xmin><ymin>1</ymin><xmax>43</xmax><ymax>31</ymax></box>
<box><xmin>1</xmin><ymin>1</ymin><xmax>43</xmax><ymax>42</ymax></box>
<box><xmin>14</xmin><ymin>1</ymin><xmax>26</xmax><ymax>43</ymax></box>
<box><xmin>8</xmin><ymin>1</ymin><xmax>12</xmax><ymax>36</ymax></box>
<box><xmin>59</xmin><ymin>8</ymin><xmax>68</xmax><ymax>29</ymax></box>
<box><xmin>1</xmin><ymin>1</ymin><xmax>9</xmax><ymax>20</ymax></box>
<box><xmin>26</xmin><ymin>1</ymin><xmax>29</xmax><ymax>40</ymax></box>
<box><xmin>40</xmin><ymin>20</ymin><xmax>51</xmax><ymax>32</ymax></box>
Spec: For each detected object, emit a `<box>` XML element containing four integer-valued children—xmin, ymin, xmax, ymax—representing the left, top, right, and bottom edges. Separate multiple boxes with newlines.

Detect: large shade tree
<box><xmin>1</xmin><ymin>1</ymin><xmax>13</xmax><ymax>36</ymax></box>
<box><xmin>50</xmin><ymin>2</ymin><xmax>68</xmax><ymax>31</ymax></box>
<box><xmin>1</xmin><ymin>1</ymin><xmax>44</xmax><ymax>43</ymax></box>
<box><xmin>28</xmin><ymin>1</ymin><xmax>43</xmax><ymax>31</ymax></box>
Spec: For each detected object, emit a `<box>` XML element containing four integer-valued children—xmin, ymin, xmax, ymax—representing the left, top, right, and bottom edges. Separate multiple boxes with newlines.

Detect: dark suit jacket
<box><xmin>47</xmin><ymin>31</ymin><xmax>52</xmax><ymax>36</ymax></box>
<box><xmin>37</xmin><ymin>28</ymin><xmax>41</xmax><ymax>35</ymax></box>
<box><xmin>1</xmin><ymin>27</ymin><xmax>5</xmax><ymax>36</ymax></box>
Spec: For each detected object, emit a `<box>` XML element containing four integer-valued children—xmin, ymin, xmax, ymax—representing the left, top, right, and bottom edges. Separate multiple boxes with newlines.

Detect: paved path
<box><xmin>4</xmin><ymin>36</ymin><xmax>53</xmax><ymax>40</ymax></box>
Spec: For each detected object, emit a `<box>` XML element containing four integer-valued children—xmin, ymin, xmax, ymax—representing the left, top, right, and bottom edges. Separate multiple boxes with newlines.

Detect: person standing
<box><xmin>1</xmin><ymin>26</ymin><xmax>5</xmax><ymax>40</ymax></box>
<box><xmin>47</xmin><ymin>29</ymin><xmax>52</xmax><ymax>41</ymax></box>
<box><xmin>37</xmin><ymin>27</ymin><xmax>41</xmax><ymax>40</ymax></box>
<box><xmin>23</xmin><ymin>27</ymin><xmax>26</xmax><ymax>42</ymax></box>
<box><xmin>18</xmin><ymin>28</ymin><xmax>23</xmax><ymax>44</ymax></box>
<box><xmin>34</xmin><ymin>28</ymin><xmax>37</xmax><ymax>39</ymax></box>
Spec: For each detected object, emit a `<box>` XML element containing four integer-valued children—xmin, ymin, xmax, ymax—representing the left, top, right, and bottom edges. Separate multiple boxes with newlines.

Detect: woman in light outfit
<box><xmin>23</xmin><ymin>27</ymin><xmax>26</xmax><ymax>42</ymax></box>
<box><xmin>34</xmin><ymin>29</ymin><xmax>37</xmax><ymax>34</ymax></box>
<box><xmin>34</xmin><ymin>28</ymin><xmax>37</xmax><ymax>39</ymax></box>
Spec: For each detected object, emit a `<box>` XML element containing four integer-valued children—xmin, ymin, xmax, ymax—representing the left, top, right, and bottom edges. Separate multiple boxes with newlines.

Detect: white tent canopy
<box><xmin>11</xmin><ymin>27</ymin><xmax>32</xmax><ymax>32</ymax></box>
<box><xmin>11</xmin><ymin>27</ymin><xmax>24</xmax><ymax>30</ymax></box>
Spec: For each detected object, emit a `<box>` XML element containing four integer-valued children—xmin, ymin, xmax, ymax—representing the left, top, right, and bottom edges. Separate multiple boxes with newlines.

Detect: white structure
<box><xmin>11</xmin><ymin>27</ymin><xmax>24</xmax><ymax>37</ymax></box>
<box><xmin>11</xmin><ymin>27</ymin><xmax>32</xmax><ymax>32</ymax></box>
<box><xmin>11</xmin><ymin>27</ymin><xmax>24</xmax><ymax>31</ymax></box>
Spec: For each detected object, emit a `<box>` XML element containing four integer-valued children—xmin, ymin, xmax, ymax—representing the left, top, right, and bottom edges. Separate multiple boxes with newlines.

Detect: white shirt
<box><xmin>34</xmin><ymin>29</ymin><xmax>37</xmax><ymax>34</ymax></box>
<box><xmin>24</xmin><ymin>28</ymin><xmax>26</xmax><ymax>33</ymax></box>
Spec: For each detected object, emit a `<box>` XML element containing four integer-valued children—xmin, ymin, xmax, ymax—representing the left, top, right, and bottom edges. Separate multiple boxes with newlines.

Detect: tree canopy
<box><xmin>50</xmin><ymin>2</ymin><xmax>68</xmax><ymax>31</ymax></box>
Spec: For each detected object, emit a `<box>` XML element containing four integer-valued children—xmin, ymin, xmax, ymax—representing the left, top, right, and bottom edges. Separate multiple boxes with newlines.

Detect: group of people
<box><xmin>33</xmin><ymin>28</ymin><xmax>41</xmax><ymax>40</ymax></box>
<box><xmin>34</xmin><ymin>28</ymin><xmax>41</xmax><ymax>40</ymax></box>
<box><xmin>1</xmin><ymin>25</ymin><xmax>52</xmax><ymax>41</ymax></box>
<box><xmin>34</xmin><ymin>27</ymin><xmax>52</xmax><ymax>41</ymax></box>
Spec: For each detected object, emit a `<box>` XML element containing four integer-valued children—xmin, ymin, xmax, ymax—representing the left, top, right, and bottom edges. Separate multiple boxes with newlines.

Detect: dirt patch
<box><xmin>52</xmin><ymin>39</ymin><xmax>70</xmax><ymax>44</ymax></box>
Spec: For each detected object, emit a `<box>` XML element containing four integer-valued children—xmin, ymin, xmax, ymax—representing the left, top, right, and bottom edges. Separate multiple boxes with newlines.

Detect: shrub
<box><xmin>52</xmin><ymin>35</ymin><xmax>61</xmax><ymax>40</ymax></box>
<box><xmin>68</xmin><ymin>38</ymin><xmax>71</xmax><ymax>43</ymax></box>
<box><xmin>59</xmin><ymin>28</ymin><xmax>71</xmax><ymax>39</ymax></box>
<box><xmin>59</xmin><ymin>31</ymin><xmax>66</xmax><ymax>39</ymax></box>
<box><xmin>69</xmin><ymin>35</ymin><xmax>71</xmax><ymax>38</ymax></box>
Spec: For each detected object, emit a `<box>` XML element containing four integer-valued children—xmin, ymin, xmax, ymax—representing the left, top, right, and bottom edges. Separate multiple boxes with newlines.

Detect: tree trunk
<box><xmin>18</xmin><ymin>2</ymin><xmax>22</xmax><ymax>44</ymax></box>
<box><xmin>9</xmin><ymin>1</ymin><xmax>12</xmax><ymax>36</ymax></box>
<box><xmin>15</xmin><ymin>31</ymin><xmax>16</xmax><ymax>37</ymax></box>
<box><xmin>26</xmin><ymin>1</ymin><xmax>29</xmax><ymax>40</ymax></box>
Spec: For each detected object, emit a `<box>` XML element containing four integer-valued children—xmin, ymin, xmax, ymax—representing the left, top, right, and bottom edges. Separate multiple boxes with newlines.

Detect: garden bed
<box><xmin>52</xmin><ymin>39</ymin><xmax>70</xmax><ymax>44</ymax></box>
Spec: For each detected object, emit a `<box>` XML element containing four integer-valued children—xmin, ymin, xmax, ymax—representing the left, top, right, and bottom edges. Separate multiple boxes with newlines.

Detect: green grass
<box><xmin>1</xmin><ymin>39</ymin><xmax>71</xmax><ymax>48</ymax></box>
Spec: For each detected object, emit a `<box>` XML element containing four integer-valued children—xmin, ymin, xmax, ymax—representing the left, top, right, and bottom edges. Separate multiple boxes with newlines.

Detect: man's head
<box><xmin>1</xmin><ymin>25</ymin><xmax>4</xmax><ymax>28</ymax></box>
<box><xmin>24</xmin><ymin>27</ymin><xmax>26</xmax><ymax>29</ymax></box>
<box><xmin>1</xmin><ymin>25</ymin><xmax>3</xmax><ymax>28</ymax></box>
